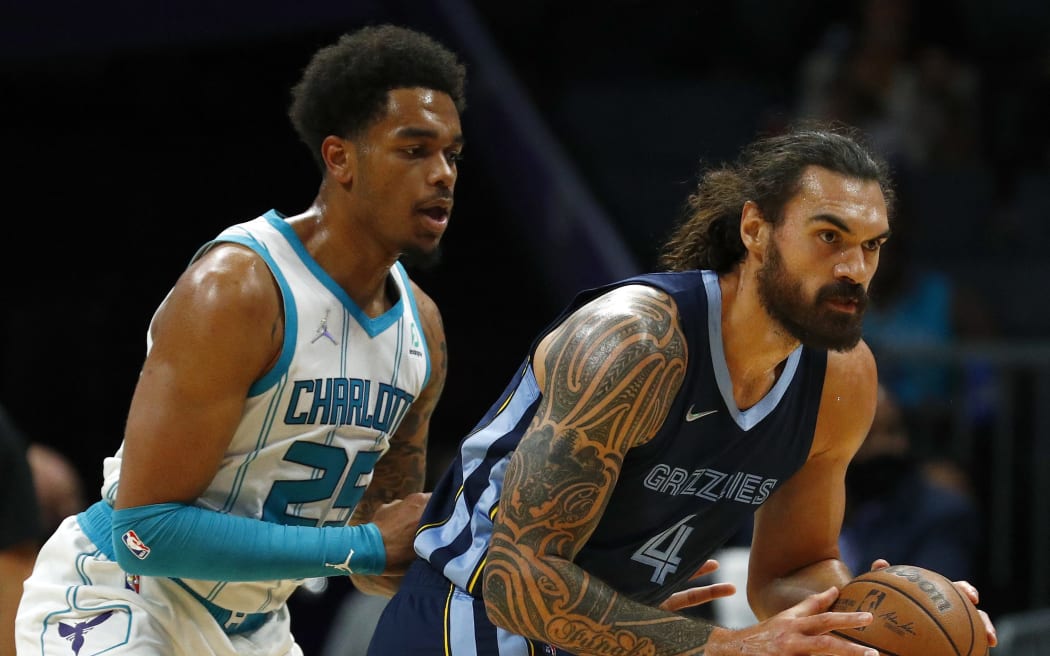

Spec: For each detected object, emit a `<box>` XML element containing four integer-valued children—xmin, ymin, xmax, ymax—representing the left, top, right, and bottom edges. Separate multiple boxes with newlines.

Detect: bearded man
<box><xmin>367</xmin><ymin>123</ymin><xmax>996</xmax><ymax>656</ymax></box>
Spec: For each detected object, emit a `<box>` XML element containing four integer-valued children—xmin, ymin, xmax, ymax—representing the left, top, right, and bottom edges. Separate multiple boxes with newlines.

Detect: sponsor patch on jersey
<box><xmin>121</xmin><ymin>530</ymin><xmax>151</xmax><ymax>559</ymax></box>
<box><xmin>409</xmin><ymin>323</ymin><xmax>424</xmax><ymax>357</ymax></box>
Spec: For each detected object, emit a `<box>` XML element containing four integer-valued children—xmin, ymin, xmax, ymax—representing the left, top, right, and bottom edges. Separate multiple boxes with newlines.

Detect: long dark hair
<box><xmin>658</xmin><ymin>122</ymin><xmax>895</xmax><ymax>273</ymax></box>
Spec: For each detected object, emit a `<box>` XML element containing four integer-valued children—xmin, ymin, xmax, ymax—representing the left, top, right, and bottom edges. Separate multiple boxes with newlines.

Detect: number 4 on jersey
<box><xmin>630</xmin><ymin>514</ymin><xmax>696</xmax><ymax>584</ymax></box>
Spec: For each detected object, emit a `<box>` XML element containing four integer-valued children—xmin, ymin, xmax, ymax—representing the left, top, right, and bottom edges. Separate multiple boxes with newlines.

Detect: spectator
<box><xmin>840</xmin><ymin>384</ymin><xmax>981</xmax><ymax>582</ymax></box>
<box><xmin>0</xmin><ymin>405</ymin><xmax>41</xmax><ymax>656</ymax></box>
<box><xmin>862</xmin><ymin>205</ymin><xmax>997</xmax><ymax>437</ymax></box>
<box><xmin>796</xmin><ymin>0</ymin><xmax>981</xmax><ymax>169</ymax></box>
<box><xmin>26</xmin><ymin>443</ymin><xmax>86</xmax><ymax>540</ymax></box>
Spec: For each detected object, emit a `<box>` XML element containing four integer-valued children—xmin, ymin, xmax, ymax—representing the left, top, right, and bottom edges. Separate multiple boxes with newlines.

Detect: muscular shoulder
<box><xmin>576</xmin><ymin>283</ymin><xmax>680</xmax><ymax>329</ymax></box>
<box><xmin>539</xmin><ymin>284</ymin><xmax>682</xmax><ymax>355</ymax></box>
<box><xmin>824</xmin><ymin>339</ymin><xmax>878</xmax><ymax>404</ymax></box>
<box><xmin>533</xmin><ymin>284</ymin><xmax>687</xmax><ymax>443</ymax></box>
<box><xmin>151</xmin><ymin>242</ymin><xmax>281</xmax><ymax>377</ymax></box>
<box><xmin>178</xmin><ymin>242</ymin><xmax>280</xmax><ymax>316</ymax></box>
<box><xmin>812</xmin><ymin>339</ymin><xmax>879</xmax><ymax>457</ymax></box>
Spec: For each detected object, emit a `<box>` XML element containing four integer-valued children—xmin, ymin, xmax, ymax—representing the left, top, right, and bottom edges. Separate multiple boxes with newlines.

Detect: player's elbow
<box><xmin>482</xmin><ymin>568</ymin><xmax>526</xmax><ymax>633</ymax></box>
<box><xmin>482</xmin><ymin>555</ymin><xmax>556</xmax><ymax>641</ymax></box>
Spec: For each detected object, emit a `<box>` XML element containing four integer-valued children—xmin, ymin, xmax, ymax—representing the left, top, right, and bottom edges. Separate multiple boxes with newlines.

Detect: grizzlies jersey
<box><xmin>99</xmin><ymin>210</ymin><xmax>431</xmax><ymax>613</ymax></box>
<box><xmin>414</xmin><ymin>270</ymin><xmax>826</xmax><ymax>606</ymax></box>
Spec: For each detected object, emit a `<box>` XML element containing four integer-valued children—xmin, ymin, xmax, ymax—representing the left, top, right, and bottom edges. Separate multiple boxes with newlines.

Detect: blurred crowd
<box><xmin>3</xmin><ymin>1</ymin><xmax>1049</xmax><ymax>653</ymax></box>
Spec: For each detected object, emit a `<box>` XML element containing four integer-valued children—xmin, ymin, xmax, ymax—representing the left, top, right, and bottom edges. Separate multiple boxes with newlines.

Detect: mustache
<box><xmin>421</xmin><ymin>189</ymin><xmax>453</xmax><ymax>204</ymax></box>
<box><xmin>817</xmin><ymin>281</ymin><xmax>868</xmax><ymax>307</ymax></box>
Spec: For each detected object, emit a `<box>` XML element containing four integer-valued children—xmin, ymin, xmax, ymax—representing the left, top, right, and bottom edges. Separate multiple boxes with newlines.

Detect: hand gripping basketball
<box><xmin>832</xmin><ymin>564</ymin><xmax>989</xmax><ymax>655</ymax></box>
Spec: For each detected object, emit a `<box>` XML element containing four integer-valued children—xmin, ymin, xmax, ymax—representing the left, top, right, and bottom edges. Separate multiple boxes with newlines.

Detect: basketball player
<box><xmin>368</xmin><ymin>124</ymin><xmax>996</xmax><ymax>655</ymax></box>
<box><xmin>16</xmin><ymin>25</ymin><xmax>466</xmax><ymax>656</ymax></box>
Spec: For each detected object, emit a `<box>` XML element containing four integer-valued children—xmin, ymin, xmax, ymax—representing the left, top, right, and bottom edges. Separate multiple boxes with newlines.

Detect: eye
<box><xmin>402</xmin><ymin>145</ymin><xmax>425</xmax><ymax>157</ymax></box>
<box><xmin>863</xmin><ymin>239</ymin><xmax>883</xmax><ymax>252</ymax></box>
<box><xmin>818</xmin><ymin>231</ymin><xmax>838</xmax><ymax>244</ymax></box>
<box><xmin>445</xmin><ymin>151</ymin><xmax>463</xmax><ymax>165</ymax></box>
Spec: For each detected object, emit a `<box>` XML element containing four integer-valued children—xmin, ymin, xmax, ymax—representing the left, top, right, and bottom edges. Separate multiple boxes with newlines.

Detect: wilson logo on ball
<box><xmin>831</xmin><ymin>565</ymin><xmax>988</xmax><ymax>656</ymax></box>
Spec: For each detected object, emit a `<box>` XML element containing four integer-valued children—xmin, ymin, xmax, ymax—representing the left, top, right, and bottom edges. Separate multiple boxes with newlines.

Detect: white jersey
<box><xmin>100</xmin><ymin>210</ymin><xmax>431</xmax><ymax>613</ymax></box>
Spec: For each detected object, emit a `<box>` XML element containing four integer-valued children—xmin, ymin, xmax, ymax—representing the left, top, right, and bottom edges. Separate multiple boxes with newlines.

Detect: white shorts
<box><xmin>16</xmin><ymin>515</ymin><xmax>304</xmax><ymax>656</ymax></box>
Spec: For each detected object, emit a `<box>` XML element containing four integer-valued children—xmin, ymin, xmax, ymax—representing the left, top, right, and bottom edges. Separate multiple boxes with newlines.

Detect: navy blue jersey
<box><xmin>415</xmin><ymin>270</ymin><xmax>827</xmax><ymax>606</ymax></box>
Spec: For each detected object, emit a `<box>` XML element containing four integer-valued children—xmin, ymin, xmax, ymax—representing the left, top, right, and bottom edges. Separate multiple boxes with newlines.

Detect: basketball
<box><xmin>831</xmin><ymin>565</ymin><xmax>988</xmax><ymax>656</ymax></box>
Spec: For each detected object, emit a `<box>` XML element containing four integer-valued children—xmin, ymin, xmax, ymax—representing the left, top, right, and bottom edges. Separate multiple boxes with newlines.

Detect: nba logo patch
<box><xmin>121</xmin><ymin>530</ymin><xmax>150</xmax><ymax>560</ymax></box>
<box><xmin>45</xmin><ymin>608</ymin><xmax>131</xmax><ymax>655</ymax></box>
<box><xmin>124</xmin><ymin>574</ymin><xmax>140</xmax><ymax>593</ymax></box>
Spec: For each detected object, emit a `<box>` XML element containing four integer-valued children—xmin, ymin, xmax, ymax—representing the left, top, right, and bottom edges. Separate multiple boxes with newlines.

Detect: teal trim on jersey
<box><xmin>80</xmin><ymin>500</ymin><xmax>386</xmax><ymax>581</ymax></box>
<box><xmin>74</xmin><ymin>550</ymin><xmax>95</xmax><ymax>586</ymax></box>
<box><xmin>395</xmin><ymin>261</ymin><xmax>432</xmax><ymax>388</ymax></box>
<box><xmin>393</xmin><ymin>313</ymin><xmax>404</xmax><ymax>390</ymax></box>
<box><xmin>170</xmin><ymin>578</ymin><xmax>268</xmax><ymax>635</ymax></box>
<box><xmin>196</xmin><ymin>227</ymin><xmax>298</xmax><ymax>397</ymax></box>
<box><xmin>339</xmin><ymin>304</ymin><xmax>350</xmax><ymax>384</ymax></box>
<box><xmin>263</xmin><ymin>211</ymin><xmax>403</xmax><ymax>338</ymax></box>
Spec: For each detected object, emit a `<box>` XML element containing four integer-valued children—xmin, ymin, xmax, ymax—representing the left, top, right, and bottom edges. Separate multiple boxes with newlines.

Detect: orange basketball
<box><xmin>831</xmin><ymin>565</ymin><xmax>988</xmax><ymax>656</ymax></box>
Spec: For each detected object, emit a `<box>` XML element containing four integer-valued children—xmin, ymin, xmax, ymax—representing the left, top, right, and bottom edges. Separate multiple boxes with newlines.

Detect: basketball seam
<box><xmin>941</xmin><ymin>576</ymin><xmax>981</xmax><ymax>655</ymax></box>
<box><xmin>847</xmin><ymin>577</ymin><xmax>962</xmax><ymax>656</ymax></box>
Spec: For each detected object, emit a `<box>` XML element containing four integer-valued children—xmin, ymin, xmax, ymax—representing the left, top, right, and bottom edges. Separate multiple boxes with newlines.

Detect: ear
<box><xmin>740</xmin><ymin>200</ymin><xmax>770</xmax><ymax>258</ymax></box>
<box><xmin>321</xmin><ymin>135</ymin><xmax>354</xmax><ymax>185</ymax></box>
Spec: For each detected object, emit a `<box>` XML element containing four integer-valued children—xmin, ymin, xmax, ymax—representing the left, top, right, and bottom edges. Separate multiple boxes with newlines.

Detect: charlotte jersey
<box><xmin>414</xmin><ymin>270</ymin><xmax>826</xmax><ymax>606</ymax></box>
<box><xmin>97</xmin><ymin>210</ymin><xmax>431</xmax><ymax>613</ymax></box>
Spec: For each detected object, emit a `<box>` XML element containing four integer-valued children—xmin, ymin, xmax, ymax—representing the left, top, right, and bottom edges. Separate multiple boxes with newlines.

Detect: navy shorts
<box><xmin>366</xmin><ymin>559</ymin><xmax>564</xmax><ymax>655</ymax></box>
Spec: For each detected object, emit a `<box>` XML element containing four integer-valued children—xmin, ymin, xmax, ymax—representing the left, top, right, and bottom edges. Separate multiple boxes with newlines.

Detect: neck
<box><xmin>718</xmin><ymin>268</ymin><xmax>800</xmax><ymax>410</ymax></box>
<box><xmin>289</xmin><ymin>197</ymin><xmax>397</xmax><ymax>317</ymax></box>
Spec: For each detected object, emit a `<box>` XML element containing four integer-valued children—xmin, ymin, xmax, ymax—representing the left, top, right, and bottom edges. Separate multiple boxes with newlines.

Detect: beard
<box><xmin>757</xmin><ymin>240</ymin><xmax>868</xmax><ymax>352</ymax></box>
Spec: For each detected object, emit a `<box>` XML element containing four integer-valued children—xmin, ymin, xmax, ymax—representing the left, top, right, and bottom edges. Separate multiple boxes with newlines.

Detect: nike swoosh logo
<box><xmin>685</xmin><ymin>406</ymin><xmax>718</xmax><ymax>422</ymax></box>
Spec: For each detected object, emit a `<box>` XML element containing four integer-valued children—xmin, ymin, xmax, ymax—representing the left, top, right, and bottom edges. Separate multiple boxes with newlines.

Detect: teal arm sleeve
<box><xmin>110</xmin><ymin>502</ymin><xmax>385</xmax><ymax>581</ymax></box>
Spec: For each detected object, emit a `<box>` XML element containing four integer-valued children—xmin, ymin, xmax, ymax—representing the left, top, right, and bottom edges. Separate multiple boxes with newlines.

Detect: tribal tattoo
<box><xmin>485</xmin><ymin>287</ymin><xmax>717</xmax><ymax>655</ymax></box>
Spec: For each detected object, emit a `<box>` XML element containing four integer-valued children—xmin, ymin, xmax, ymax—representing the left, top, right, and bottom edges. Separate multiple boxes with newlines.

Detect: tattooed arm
<box><xmin>348</xmin><ymin>282</ymin><xmax>445</xmax><ymax>596</ymax></box>
<box><xmin>484</xmin><ymin>284</ymin><xmax>710</xmax><ymax>653</ymax></box>
<box><xmin>482</xmin><ymin>285</ymin><xmax>879</xmax><ymax>656</ymax></box>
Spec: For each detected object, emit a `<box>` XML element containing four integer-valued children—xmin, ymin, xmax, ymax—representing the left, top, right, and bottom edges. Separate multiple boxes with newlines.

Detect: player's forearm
<box><xmin>484</xmin><ymin>545</ymin><xmax>720</xmax><ymax>655</ymax></box>
<box><xmin>359</xmin><ymin>433</ymin><xmax>428</xmax><ymax>512</ymax></box>
<box><xmin>749</xmin><ymin>557</ymin><xmax>852</xmax><ymax>620</ymax></box>
<box><xmin>348</xmin><ymin>463</ymin><xmax>424</xmax><ymax>529</ymax></box>
<box><xmin>83</xmin><ymin>500</ymin><xmax>385</xmax><ymax>581</ymax></box>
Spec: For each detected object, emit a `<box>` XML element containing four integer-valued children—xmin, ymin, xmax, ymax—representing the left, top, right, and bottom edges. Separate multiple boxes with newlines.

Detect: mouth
<box><xmin>416</xmin><ymin>199</ymin><xmax>452</xmax><ymax>229</ymax></box>
<box><xmin>419</xmin><ymin>206</ymin><xmax>449</xmax><ymax>224</ymax></box>
<box><xmin>824</xmin><ymin>297</ymin><xmax>861</xmax><ymax>313</ymax></box>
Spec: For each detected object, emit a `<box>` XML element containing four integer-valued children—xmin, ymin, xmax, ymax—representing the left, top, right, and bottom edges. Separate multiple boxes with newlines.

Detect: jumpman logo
<box><xmin>57</xmin><ymin>610</ymin><xmax>114</xmax><ymax>655</ymax></box>
<box><xmin>325</xmin><ymin>548</ymin><xmax>355</xmax><ymax>575</ymax></box>
<box><xmin>311</xmin><ymin>309</ymin><xmax>338</xmax><ymax>345</ymax></box>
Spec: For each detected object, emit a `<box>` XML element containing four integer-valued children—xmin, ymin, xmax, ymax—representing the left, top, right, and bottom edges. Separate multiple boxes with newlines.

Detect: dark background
<box><xmin>3</xmin><ymin>0</ymin><xmax>1049</xmax><ymax>647</ymax></box>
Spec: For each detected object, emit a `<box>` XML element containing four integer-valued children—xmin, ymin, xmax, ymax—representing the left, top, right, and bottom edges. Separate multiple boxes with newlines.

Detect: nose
<box><xmin>833</xmin><ymin>247</ymin><xmax>870</xmax><ymax>284</ymax></box>
<box><xmin>429</xmin><ymin>154</ymin><xmax>456</xmax><ymax>189</ymax></box>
